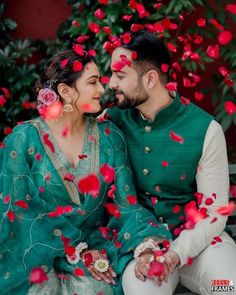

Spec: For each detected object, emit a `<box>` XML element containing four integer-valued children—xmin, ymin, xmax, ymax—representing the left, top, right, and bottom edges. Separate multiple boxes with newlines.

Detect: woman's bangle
<box><xmin>66</xmin><ymin>242</ymin><xmax>88</xmax><ymax>264</ymax></box>
<box><xmin>134</xmin><ymin>238</ymin><xmax>160</xmax><ymax>259</ymax></box>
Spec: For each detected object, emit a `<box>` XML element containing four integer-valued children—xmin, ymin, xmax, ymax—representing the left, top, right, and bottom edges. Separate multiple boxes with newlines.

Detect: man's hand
<box><xmin>163</xmin><ymin>250</ymin><xmax>180</xmax><ymax>273</ymax></box>
<box><xmin>134</xmin><ymin>252</ymin><xmax>153</xmax><ymax>281</ymax></box>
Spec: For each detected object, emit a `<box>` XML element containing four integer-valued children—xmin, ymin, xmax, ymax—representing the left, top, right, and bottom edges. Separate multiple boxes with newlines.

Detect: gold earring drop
<box><xmin>63</xmin><ymin>97</ymin><xmax>74</xmax><ymax>112</ymax></box>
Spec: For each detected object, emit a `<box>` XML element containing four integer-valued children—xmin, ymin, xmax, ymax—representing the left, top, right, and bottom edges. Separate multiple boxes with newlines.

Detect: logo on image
<box><xmin>211</xmin><ymin>280</ymin><xmax>234</xmax><ymax>292</ymax></box>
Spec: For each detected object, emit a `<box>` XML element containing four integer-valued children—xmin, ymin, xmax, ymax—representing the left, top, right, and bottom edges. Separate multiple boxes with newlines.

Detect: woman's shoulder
<box><xmin>95</xmin><ymin>117</ymin><xmax>126</xmax><ymax>142</ymax></box>
<box><xmin>3</xmin><ymin>119</ymin><xmax>40</xmax><ymax>147</ymax></box>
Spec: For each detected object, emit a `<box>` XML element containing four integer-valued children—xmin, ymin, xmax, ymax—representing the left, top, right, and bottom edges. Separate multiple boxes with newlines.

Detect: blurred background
<box><xmin>0</xmin><ymin>0</ymin><xmax>235</xmax><ymax>172</ymax></box>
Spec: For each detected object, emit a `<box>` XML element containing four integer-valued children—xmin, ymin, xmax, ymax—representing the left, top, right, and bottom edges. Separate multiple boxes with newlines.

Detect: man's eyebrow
<box><xmin>111</xmin><ymin>69</ymin><xmax>126</xmax><ymax>74</ymax></box>
<box><xmin>86</xmin><ymin>75</ymin><xmax>100</xmax><ymax>80</ymax></box>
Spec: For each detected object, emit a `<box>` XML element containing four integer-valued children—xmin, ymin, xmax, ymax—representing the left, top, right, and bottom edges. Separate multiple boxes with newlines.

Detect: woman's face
<box><xmin>71</xmin><ymin>61</ymin><xmax>105</xmax><ymax>114</ymax></box>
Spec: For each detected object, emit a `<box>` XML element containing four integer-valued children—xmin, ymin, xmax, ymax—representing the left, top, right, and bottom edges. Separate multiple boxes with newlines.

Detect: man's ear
<box><xmin>143</xmin><ymin>70</ymin><xmax>160</xmax><ymax>89</ymax></box>
<box><xmin>57</xmin><ymin>83</ymin><xmax>71</xmax><ymax>100</ymax></box>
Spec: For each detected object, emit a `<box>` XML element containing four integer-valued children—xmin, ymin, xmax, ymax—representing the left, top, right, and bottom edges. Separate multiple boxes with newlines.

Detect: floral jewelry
<box><xmin>63</xmin><ymin>96</ymin><xmax>74</xmax><ymax>112</ymax></box>
<box><xmin>94</xmin><ymin>258</ymin><xmax>109</xmax><ymax>273</ymax></box>
<box><xmin>66</xmin><ymin>242</ymin><xmax>88</xmax><ymax>264</ymax></box>
<box><xmin>37</xmin><ymin>88</ymin><xmax>59</xmax><ymax>113</ymax></box>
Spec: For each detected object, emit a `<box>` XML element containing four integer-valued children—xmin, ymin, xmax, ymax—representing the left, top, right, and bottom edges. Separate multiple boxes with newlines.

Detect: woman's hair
<box><xmin>35</xmin><ymin>49</ymin><xmax>93</xmax><ymax>97</ymax></box>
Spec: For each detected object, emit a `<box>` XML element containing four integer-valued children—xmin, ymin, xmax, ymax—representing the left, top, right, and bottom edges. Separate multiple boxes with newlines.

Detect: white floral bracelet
<box><xmin>66</xmin><ymin>242</ymin><xmax>88</xmax><ymax>264</ymax></box>
<box><xmin>134</xmin><ymin>238</ymin><xmax>160</xmax><ymax>259</ymax></box>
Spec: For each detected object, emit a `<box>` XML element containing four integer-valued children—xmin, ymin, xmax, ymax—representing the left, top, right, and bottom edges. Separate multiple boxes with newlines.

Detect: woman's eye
<box><xmin>90</xmin><ymin>81</ymin><xmax>97</xmax><ymax>85</ymax></box>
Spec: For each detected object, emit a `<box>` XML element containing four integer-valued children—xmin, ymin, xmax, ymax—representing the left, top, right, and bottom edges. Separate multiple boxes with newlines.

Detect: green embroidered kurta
<box><xmin>0</xmin><ymin>117</ymin><xmax>170</xmax><ymax>295</ymax></box>
<box><xmin>107</xmin><ymin>94</ymin><xmax>213</xmax><ymax>237</ymax></box>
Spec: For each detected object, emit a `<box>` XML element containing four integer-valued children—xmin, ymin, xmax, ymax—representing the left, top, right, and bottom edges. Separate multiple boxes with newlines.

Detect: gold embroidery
<box><xmin>30</xmin><ymin>119</ymin><xmax>81</xmax><ymax>206</ymax></box>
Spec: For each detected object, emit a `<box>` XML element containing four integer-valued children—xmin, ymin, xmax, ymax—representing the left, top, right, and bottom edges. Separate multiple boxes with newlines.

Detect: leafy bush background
<box><xmin>0</xmin><ymin>0</ymin><xmax>235</xmax><ymax>165</ymax></box>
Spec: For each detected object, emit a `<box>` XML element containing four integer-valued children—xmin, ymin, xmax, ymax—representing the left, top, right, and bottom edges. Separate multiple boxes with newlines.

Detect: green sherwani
<box><xmin>107</xmin><ymin>94</ymin><xmax>213</xmax><ymax>238</ymax></box>
<box><xmin>0</xmin><ymin>117</ymin><xmax>170</xmax><ymax>295</ymax></box>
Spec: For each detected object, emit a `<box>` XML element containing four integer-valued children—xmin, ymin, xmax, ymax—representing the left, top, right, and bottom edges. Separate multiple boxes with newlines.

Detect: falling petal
<box><xmin>35</xmin><ymin>153</ymin><xmax>41</xmax><ymax>161</ymax></box>
<box><xmin>148</xmin><ymin>261</ymin><xmax>164</xmax><ymax>277</ymax></box>
<box><xmin>165</xmin><ymin>82</ymin><xmax>177</xmax><ymax>91</ymax></box>
<box><xmin>207</xmin><ymin>44</ymin><xmax>220</xmax><ymax>59</ymax></box>
<box><xmin>100</xmin><ymin>76</ymin><xmax>110</xmax><ymax>84</ymax></box>
<box><xmin>78</xmin><ymin>174</ymin><xmax>101</xmax><ymax>198</ymax></box>
<box><xmin>100</xmin><ymin>163</ymin><xmax>115</xmax><ymax>183</ymax></box>
<box><xmin>14</xmin><ymin>200</ymin><xmax>28</xmax><ymax>209</ymax></box>
<box><xmin>3</xmin><ymin>195</ymin><xmax>10</xmax><ymax>204</ymax></box>
<box><xmin>94</xmin><ymin>8</ymin><xmax>105</xmax><ymax>20</ymax></box>
<box><xmin>73</xmin><ymin>61</ymin><xmax>83</xmax><ymax>72</ymax></box>
<box><xmin>63</xmin><ymin>173</ymin><xmax>75</xmax><ymax>182</ymax></box>
<box><xmin>7</xmin><ymin>210</ymin><xmax>15</xmax><ymax>222</ymax></box>
<box><xmin>60</xmin><ymin>58</ymin><xmax>69</xmax><ymax>67</ymax></box>
<box><xmin>43</xmin><ymin>133</ymin><xmax>55</xmax><ymax>153</ymax></box>
<box><xmin>197</xmin><ymin>18</ymin><xmax>206</xmax><ymax>27</ymax></box>
<box><xmin>29</xmin><ymin>267</ymin><xmax>49</xmax><ymax>284</ymax></box>
<box><xmin>217</xmin><ymin>201</ymin><xmax>235</xmax><ymax>216</ymax></box>
<box><xmin>104</xmin><ymin>203</ymin><xmax>121</xmax><ymax>218</ymax></box>
<box><xmin>224</xmin><ymin>101</ymin><xmax>236</xmax><ymax>115</ymax></box>
<box><xmin>194</xmin><ymin>92</ymin><xmax>204</xmax><ymax>101</ymax></box>
<box><xmin>225</xmin><ymin>4</ymin><xmax>236</xmax><ymax>15</ymax></box>
<box><xmin>170</xmin><ymin>131</ymin><xmax>184</xmax><ymax>144</ymax></box>
<box><xmin>161</xmin><ymin>161</ymin><xmax>169</xmax><ymax>167</ymax></box>
<box><xmin>218</xmin><ymin>31</ymin><xmax>232</xmax><ymax>45</ymax></box>
<box><xmin>127</xmin><ymin>195</ymin><xmax>137</xmax><ymax>205</ymax></box>
<box><xmin>173</xmin><ymin>205</ymin><xmax>181</xmax><ymax>214</ymax></box>
<box><xmin>74</xmin><ymin>268</ymin><xmax>85</xmax><ymax>277</ymax></box>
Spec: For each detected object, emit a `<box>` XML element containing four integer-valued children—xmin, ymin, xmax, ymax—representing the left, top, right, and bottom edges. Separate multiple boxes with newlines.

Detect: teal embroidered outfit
<box><xmin>0</xmin><ymin>117</ymin><xmax>170</xmax><ymax>295</ymax></box>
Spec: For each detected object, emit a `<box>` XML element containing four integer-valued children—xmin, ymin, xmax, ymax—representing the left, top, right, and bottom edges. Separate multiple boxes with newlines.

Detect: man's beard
<box><xmin>114</xmin><ymin>86</ymin><xmax>149</xmax><ymax>109</ymax></box>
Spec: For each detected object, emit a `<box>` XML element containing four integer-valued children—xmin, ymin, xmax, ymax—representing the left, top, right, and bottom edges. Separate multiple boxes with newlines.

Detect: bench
<box><xmin>174</xmin><ymin>164</ymin><xmax>236</xmax><ymax>295</ymax></box>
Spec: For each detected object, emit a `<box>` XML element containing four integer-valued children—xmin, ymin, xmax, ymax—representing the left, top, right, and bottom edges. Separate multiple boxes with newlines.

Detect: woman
<box><xmin>0</xmin><ymin>49</ymin><xmax>170</xmax><ymax>295</ymax></box>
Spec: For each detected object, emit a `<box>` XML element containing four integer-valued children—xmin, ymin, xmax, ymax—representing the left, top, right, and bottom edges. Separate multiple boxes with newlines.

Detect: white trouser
<box><xmin>122</xmin><ymin>232</ymin><xmax>236</xmax><ymax>295</ymax></box>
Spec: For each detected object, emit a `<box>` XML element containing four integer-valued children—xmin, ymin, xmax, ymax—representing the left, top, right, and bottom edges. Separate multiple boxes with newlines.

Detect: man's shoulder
<box><xmin>106</xmin><ymin>106</ymin><xmax>132</xmax><ymax>123</ymax></box>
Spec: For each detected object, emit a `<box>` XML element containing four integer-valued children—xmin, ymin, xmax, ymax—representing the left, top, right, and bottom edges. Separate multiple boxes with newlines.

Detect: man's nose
<box><xmin>108</xmin><ymin>75</ymin><xmax>117</xmax><ymax>90</ymax></box>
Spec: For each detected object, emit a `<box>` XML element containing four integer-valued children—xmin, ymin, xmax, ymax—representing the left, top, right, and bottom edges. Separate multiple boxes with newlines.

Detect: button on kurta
<box><xmin>144</xmin><ymin>146</ymin><xmax>151</xmax><ymax>153</ymax></box>
<box><xmin>143</xmin><ymin>168</ymin><xmax>150</xmax><ymax>175</ymax></box>
<box><xmin>144</xmin><ymin>126</ymin><xmax>152</xmax><ymax>132</ymax></box>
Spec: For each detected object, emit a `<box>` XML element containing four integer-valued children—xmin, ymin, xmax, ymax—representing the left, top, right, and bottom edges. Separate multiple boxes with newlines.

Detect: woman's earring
<box><xmin>63</xmin><ymin>96</ymin><xmax>74</xmax><ymax>112</ymax></box>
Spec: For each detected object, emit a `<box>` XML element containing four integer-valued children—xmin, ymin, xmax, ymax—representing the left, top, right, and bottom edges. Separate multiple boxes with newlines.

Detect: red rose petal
<box><xmin>73</xmin><ymin>61</ymin><xmax>83</xmax><ymax>72</ymax></box>
<box><xmin>217</xmin><ymin>201</ymin><xmax>235</xmax><ymax>216</ymax></box>
<box><xmin>14</xmin><ymin>200</ymin><xmax>28</xmax><ymax>209</ymax></box>
<box><xmin>218</xmin><ymin>30</ymin><xmax>232</xmax><ymax>45</ymax></box>
<box><xmin>148</xmin><ymin>261</ymin><xmax>164</xmax><ymax>276</ymax></box>
<box><xmin>165</xmin><ymin>82</ymin><xmax>177</xmax><ymax>91</ymax></box>
<box><xmin>43</xmin><ymin>133</ymin><xmax>55</xmax><ymax>153</ymax></box>
<box><xmin>104</xmin><ymin>203</ymin><xmax>121</xmax><ymax>218</ymax></box>
<box><xmin>224</xmin><ymin>101</ymin><xmax>236</xmax><ymax>115</ymax></box>
<box><xmin>63</xmin><ymin>173</ymin><xmax>75</xmax><ymax>182</ymax></box>
<box><xmin>60</xmin><ymin>58</ymin><xmax>69</xmax><ymax>67</ymax></box>
<box><xmin>7</xmin><ymin>210</ymin><xmax>15</xmax><ymax>222</ymax></box>
<box><xmin>78</xmin><ymin>174</ymin><xmax>101</xmax><ymax>198</ymax></box>
<box><xmin>173</xmin><ymin>205</ymin><xmax>181</xmax><ymax>214</ymax></box>
<box><xmin>207</xmin><ymin>44</ymin><xmax>220</xmax><ymax>59</ymax></box>
<box><xmin>3</xmin><ymin>195</ymin><xmax>11</xmax><ymax>204</ymax></box>
<box><xmin>100</xmin><ymin>163</ymin><xmax>115</xmax><ymax>183</ymax></box>
<box><xmin>29</xmin><ymin>267</ymin><xmax>49</xmax><ymax>284</ymax></box>
<box><xmin>74</xmin><ymin>268</ymin><xmax>85</xmax><ymax>277</ymax></box>
<box><xmin>107</xmin><ymin>184</ymin><xmax>116</xmax><ymax>199</ymax></box>
<box><xmin>127</xmin><ymin>195</ymin><xmax>137</xmax><ymax>205</ymax></box>
<box><xmin>170</xmin><ymin>131</ymin><xmax>184</xmax><ymax>144</ymax></box>
<box><xmin>225</xmin><ymin>4</ymin><xmax>236</xmax><ymax>15</ymax></box>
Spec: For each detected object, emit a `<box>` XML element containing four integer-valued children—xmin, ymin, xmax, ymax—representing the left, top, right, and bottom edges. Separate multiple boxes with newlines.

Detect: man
<box><xmin>106</xmin><ymin>31</ymin><xmax>236</xmax><ymax>295</ymax></box>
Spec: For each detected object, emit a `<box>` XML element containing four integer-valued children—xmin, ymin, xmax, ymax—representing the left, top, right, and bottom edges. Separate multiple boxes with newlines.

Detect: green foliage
<box><xmin>0</xmin><ymin>0</ymin><xmax>236</xmax><ymax>142</ymax></box>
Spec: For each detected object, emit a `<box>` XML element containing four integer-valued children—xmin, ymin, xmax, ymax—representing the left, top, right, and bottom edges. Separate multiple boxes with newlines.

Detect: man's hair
<box><xmin>121</xmin><ymin>31</ymin><xmax>171</xmax><ymax>83</ymax></box>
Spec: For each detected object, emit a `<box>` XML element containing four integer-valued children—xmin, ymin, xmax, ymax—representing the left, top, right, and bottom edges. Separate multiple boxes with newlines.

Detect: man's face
<box><xmin>109</xmin><ymin>47</ymin><xmax>149</xmax><ymax>109</ymax></box>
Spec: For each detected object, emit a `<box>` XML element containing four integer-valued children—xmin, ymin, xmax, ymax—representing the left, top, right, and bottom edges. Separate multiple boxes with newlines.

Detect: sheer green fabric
<box><xmin>0</xmin><ymin>117</ymin><xmax>170</xmax><ymax>295</ymax></box>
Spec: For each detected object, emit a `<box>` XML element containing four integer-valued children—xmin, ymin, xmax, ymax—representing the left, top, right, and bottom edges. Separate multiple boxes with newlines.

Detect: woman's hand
<box><xmin>81</xmin><ymin>249</ymin><xmax>116</xmax><ymax>285</ymax></box>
